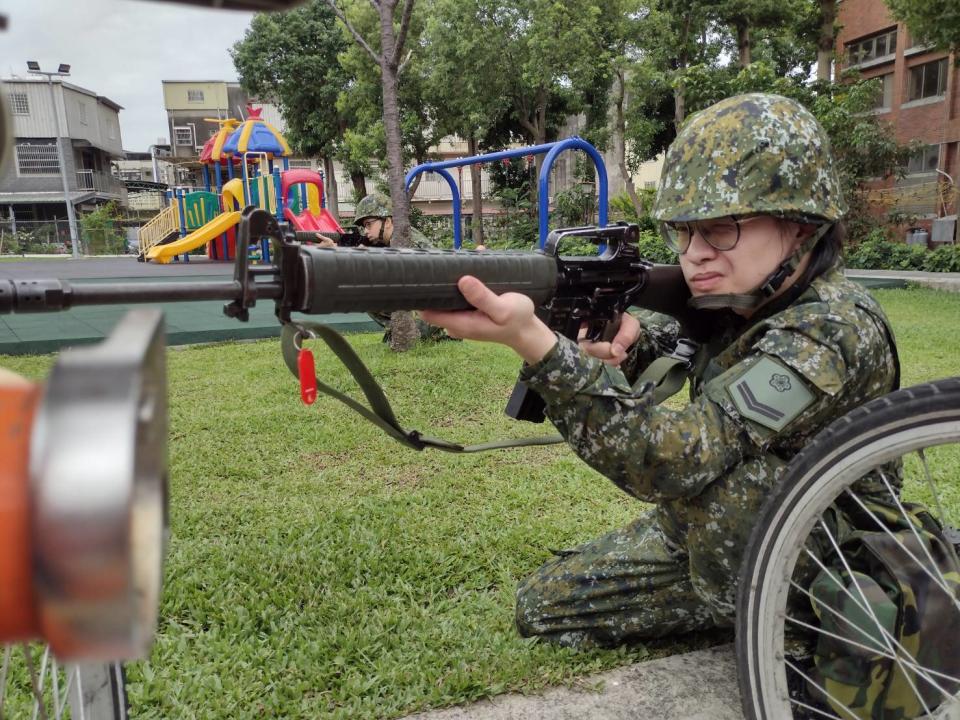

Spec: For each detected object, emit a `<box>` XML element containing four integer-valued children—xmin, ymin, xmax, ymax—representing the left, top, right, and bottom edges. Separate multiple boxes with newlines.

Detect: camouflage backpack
<box><xmin>807</xmin><ymin>499</ymin><xmax>960</xmax><ymax>719</ymax></box>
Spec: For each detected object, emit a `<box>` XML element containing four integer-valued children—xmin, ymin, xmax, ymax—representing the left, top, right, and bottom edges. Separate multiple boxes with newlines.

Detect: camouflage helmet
<box><xmin>652</xmin><ymin>93</ymin><xmax>847</xmax><ymax>224</ymax></box>
<box><xmin>354</xmin><ymin>192</ymin><xmax>393</xmax><ymax>226</ymax></box>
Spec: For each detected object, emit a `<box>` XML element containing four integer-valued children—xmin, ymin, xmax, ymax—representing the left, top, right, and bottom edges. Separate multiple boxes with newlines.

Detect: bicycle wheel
<box><xmin>0</xmin><ymin>645</ymin><xmax>127</xmax><ymax>719</ymax></box>
<box><xmin>737</xmin><ymin>377</ymin><xmax>960</xmax><ymax>720</ymax></box>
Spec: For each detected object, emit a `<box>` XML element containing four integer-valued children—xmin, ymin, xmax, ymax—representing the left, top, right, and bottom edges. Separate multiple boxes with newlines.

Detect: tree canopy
<box><xmin>886</xmin><ymin>0</ymin><xmax>960</xmax><ymax>53</ymax></box>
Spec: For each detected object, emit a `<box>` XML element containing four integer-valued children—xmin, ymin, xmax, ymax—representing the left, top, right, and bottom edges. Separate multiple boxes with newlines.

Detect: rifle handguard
<box><xmin>296</xmin><ymin>246</ymin><xmax>558</xmax><ymax>314</ymax></box>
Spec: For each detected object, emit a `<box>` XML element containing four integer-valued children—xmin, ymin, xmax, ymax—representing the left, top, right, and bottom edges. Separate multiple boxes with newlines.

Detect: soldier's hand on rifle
<box><xmin>420</xmin><ymin>276</ymin><xmax>557</xmax><ymax>364</ymax></box>
<box><xmin>315</xmin><ymin>234</ymin><xmax>337</xmax><ymax>249</ymax></box>
<box><xmin>578</xmin><ymin>312</ymin><xmax>641</xmax><ymax>367</ymax></box>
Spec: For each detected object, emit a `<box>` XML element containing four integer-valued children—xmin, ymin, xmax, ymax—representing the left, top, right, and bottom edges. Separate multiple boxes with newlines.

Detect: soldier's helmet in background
<box><xmin>652</xmin><ymin>93</ymin><xmax>847</xmax><ymax>225</ymax></box>
<box><xmin>354</xmin><ymin>192</ymin><xmax>394</xmax><ymax>226</ymax></box>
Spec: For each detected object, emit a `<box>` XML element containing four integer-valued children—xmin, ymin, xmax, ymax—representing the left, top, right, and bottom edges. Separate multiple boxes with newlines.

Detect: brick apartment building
<box><xmin>836</xmin><ymin>0</ymin><xmax>958</xmax><ymax>242</ymax></box>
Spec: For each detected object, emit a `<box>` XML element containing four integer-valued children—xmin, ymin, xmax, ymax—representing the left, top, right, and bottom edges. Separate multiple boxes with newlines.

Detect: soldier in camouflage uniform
<box><xmin>332</xmin><ymin>192</ymin><xmax>449</xmax><ymax>343</ymax></box>
<box><xmin>420</xmin><ymin>93</ymin><xmax>900</xmax><ymax>648</ymax></box>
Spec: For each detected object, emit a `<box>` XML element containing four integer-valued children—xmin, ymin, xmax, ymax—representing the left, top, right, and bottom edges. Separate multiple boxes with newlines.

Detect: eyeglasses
<box><xmin>660</xmin><ymin>215</ymin><xmax>767</xmax><ymax>254</ymax></box>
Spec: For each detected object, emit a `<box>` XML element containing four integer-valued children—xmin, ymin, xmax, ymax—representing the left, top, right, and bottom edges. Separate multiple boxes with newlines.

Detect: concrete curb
<box><xmin>403</xmin><ymin>645</ymin><xmax>743</xmax><ymax>720</ymax></box>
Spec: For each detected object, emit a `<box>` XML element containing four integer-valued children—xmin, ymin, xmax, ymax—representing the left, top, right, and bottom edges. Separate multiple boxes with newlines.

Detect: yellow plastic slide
<box><xmin>147</xmin><ymin>211</ymin><xmax>241</xmax><ymax>264</ymax></box>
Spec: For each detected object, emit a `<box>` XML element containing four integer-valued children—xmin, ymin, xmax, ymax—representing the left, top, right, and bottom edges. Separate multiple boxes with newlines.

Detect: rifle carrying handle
<box><xmin>297</xmin><ymin>246</ymin><xmax>559</xmax><ymax>314</ymax></box>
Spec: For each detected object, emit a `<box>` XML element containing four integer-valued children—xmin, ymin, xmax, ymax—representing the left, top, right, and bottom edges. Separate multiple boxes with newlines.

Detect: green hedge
<box><xmin>846</xmin><ymin>238</ymin><xmax>960</xmax><ymax>273</ymax></box>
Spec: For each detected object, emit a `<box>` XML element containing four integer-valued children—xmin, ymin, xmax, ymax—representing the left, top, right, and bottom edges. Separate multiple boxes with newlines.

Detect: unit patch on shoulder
<box><xmin>727</xmin><ymin>356</ymin><xmax>815</xmax><ymax>432</ymax></box>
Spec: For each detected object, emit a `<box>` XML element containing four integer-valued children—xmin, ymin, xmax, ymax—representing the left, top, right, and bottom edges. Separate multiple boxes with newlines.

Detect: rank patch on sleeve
<box><xmin>727</xmin><ymin>356</ymin><xmax>814</xmax><ymax>432</ymax></box>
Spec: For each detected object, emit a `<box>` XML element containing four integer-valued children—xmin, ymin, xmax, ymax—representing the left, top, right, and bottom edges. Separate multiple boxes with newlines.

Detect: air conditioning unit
<box><xmin>932</xmin><ymin>215</ymin><xmax>957</xmax><ymax>244</ymax></box>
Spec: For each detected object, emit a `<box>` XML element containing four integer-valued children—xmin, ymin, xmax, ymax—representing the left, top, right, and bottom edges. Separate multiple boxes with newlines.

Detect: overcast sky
<box><xmin>2</xmin><ymin>0</ymin><xmax>256</xmax><ymax>150</ymax></box>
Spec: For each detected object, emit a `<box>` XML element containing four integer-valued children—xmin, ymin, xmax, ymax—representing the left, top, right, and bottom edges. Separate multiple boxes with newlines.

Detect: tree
<box><xmin>422</xmin><ymin>0</ymin><xmax>514</xmax><ymax>246</ymax></box>
<box><xmin>815</xmin><ymin>0</ymin><xmax>839</xmax><ymax>81</ymax></box>
<box><xmin>231</xmin><ymin>2</ymin><xmax>351</xmax><ymax>221</ymax></box>
<box><xmin>335</xmin><ymin>4</ymin><xmax>440</xmax><ymax>199</ymax></box>
<box><xmin>712</xmin><ymin>0</ymin><xmax>804</xmax><ymax>68</ymax></box>
<box><xmin>886</xmin><ymin>0</ymin><xmax>960</xmax><ymax>54</ymax></box>
<box><xmin>325</xmin><ymin>0</ymin><xmax>423</xmax><ymax>351</ymax></box>
<box><xmin>442</xmin><ymin>0</ymin><xmax>613</xmax><ymax>199</ymax></box>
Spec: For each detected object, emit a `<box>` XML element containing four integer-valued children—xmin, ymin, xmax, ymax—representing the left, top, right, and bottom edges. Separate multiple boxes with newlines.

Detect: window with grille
<box><xmin>289</xmin><ymin>159</ymin><xmax>313</xmax><ymax>169</ymax></box>
<box><xmin>78</xmin><ymin>102</ymin><xmax>87</xmax><ymax>125</ymax></box>
<box><xmin>174</xmin><ymin>126</ymin><xmax>193</xmax><ymax>146</ymax></box>
<box><xmin>846</xmin><ymin>29</ymin><xmax>897</xmax><ymax>67</ymax></box>
<box><xmin>187</xmin><ymin>89</ymin><xmax>205</xmax><ymax>103</ymax></box>
<box><xmin>15</xmin><ymin>143</ymin><xmax>60</xmax><ymax>174</ymax></box>
<box><xmin>908</xmin><ymin>58</ymin><xmax>948</xmax><ymax>101</ymax></box>
<box><xmin>906</xmin><ymin>145</ymin><xmax>940</xmax><ymax>175</ymax></box>
<box><xmin>9</xmin><ymin>93</ymin><xmax>29</xmax><ymax>115</ymax></box>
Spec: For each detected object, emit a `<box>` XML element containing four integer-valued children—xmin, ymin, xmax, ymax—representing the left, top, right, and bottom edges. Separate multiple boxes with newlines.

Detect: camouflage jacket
<box><xmin>519</xmin><ymin>265</ymin><xmax>898</xmax><ymax>614</ymax></box>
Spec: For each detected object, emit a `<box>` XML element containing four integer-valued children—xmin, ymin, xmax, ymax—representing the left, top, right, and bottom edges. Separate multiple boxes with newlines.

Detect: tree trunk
<box><xmin>674</xmin><ymin>15</ymin><xmax>691</xmax><ymax>131</ymax></box>
<box><xmin>379</xmin><ymin>1</ymin><xmax>419</xmax><ymax>351</ymax></box>
<box><xmin>817</xmin><ymin>0</ymin><xmax>838</xmax><ymax>82</ymax></box>
<box><xmin>467</xmin><ymin>134</ymin><xmax>484</xmax><ymax>247</ymax></box>
<box><xmin>613</xmin><ymin>69</ymin><xmax>644</xmax><ymax>217</ymax></box>
<box><xmin>736</xmin><ymin>21</ymin><xmax>752</xmax><ymax>68</ymax></box>
<box><xmin>350</xmin><ymin>171</ymin><xmax>367</xmax><ymax>198</ymax></box>
<box><xmin>322</xmin><ymin>156</ymin><xmax>340</xmax><ymax>223</ymax></box>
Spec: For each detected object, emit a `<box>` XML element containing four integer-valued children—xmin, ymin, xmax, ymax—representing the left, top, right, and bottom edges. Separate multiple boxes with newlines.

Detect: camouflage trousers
<box><xmin>515</xmin><ymin>509</ymin><xmax>722</xmax><ymax>649</ymax></box>
<box><xmin>369</xmin><ymin>312</ymin><xmax>453</xmax><ymax>343</ymax></box>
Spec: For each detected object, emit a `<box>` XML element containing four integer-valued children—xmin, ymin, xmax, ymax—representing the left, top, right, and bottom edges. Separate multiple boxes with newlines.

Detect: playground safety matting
<box><xmin>0</xmin><ymin>257</ymin><xmax>378</xmax><ymax>356</ymax></box>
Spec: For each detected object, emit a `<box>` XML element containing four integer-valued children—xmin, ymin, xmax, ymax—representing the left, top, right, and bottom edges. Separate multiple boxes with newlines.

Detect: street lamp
<box><xmin>26</xmin><ymin>61</ymin><xmax>80</xmax><ymax>258</ymax></box>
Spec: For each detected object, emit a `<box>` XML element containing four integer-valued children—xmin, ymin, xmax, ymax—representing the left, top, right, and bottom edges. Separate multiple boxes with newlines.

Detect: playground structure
<box><xmin>138</xmin><ymin>108</ymin><xmax>341</xmax><ymax>264</ymax></box>
<box><xmin>139</xmin><ymin>104</ymin><xmax>611</xmax><ymax>264</ymax></box>
<box><xmin>405</xmin><ymin>137</ymin><xmax>609</xmax><ymax>249</ymax></box>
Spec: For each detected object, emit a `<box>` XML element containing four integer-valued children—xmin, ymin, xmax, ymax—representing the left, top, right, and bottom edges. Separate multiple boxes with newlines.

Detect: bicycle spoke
<box><xmin>791</xmin><ymin>561</ymin><xmax>958</xmax><ymax>701</ymax></box>
<box><xmin>808</xmin><ymin>525</ymin><xmax>937</xmax><ymax>715</ymax></box>
<box><xmin>785</xmin><ymin>599</ymin><xmax>960</xmax><ymax>686</ymax></box>
<box><xmin>783</xmin><ymin>657</ymin><xmax>861</xmax><ymax>720</ymax></box>
<box><xmin>788</xmin><ymin>696</ymin><xmax>845</xmax><ymax>720</ymax></box>
<box><xmin>22</xmin><ymin>646</ymin><xmax>48</xmax><ymax>720</ymax></box>
<box><xmin>917</xmin><ymin>449</ymin><xmax>950</xmax><ymax>528</ymax></box>
<box><xmin>843</xmin><ymin>488</ymin><xmax>960</xmax><ymax>613</ymax></box>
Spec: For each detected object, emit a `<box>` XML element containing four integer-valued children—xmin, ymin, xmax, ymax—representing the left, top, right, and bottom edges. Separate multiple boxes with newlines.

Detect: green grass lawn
<box><xmin>2</xmin><ymin>287</ymin><xmax>959</xmax><ymax>719</ymax></box>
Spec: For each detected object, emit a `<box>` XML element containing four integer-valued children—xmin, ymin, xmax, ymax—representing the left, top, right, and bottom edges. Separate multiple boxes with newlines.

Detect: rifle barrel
<box><xmin>0</xmin><ymin>278</ymin><xmax>283</xmax><ymax>314</ymax></box>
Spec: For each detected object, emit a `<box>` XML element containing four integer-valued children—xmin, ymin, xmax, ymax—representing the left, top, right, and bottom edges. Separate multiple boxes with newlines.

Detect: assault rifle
<box><xmin>0</xmin><ymin>207</ymin><xmax>696</xmax><ymax>425</ymax></box>
<box><xmin>292</xmin><ymin>227</ymin><xmax>365</xmax><ymax>247</ymax></box>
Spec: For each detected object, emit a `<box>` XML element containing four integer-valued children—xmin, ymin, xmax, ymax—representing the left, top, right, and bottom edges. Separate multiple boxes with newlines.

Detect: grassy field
<box><xmin>2</xmin><ymin>286</ymin><xmax>959</xmax><ymax>719</ymax></box>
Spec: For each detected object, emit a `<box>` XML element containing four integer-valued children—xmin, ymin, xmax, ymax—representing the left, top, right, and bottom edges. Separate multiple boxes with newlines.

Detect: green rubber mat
<box><xmin>0</xmin><ymin>276</ymin><xmax>378</xmax><ymax>355</ymax></box>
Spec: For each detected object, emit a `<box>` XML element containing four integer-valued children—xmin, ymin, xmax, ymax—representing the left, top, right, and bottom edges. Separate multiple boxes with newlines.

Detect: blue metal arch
<box><xmin>404</xmin><ymin>137</ymin><xmax>608</xmax><ymax>249</ymax></box>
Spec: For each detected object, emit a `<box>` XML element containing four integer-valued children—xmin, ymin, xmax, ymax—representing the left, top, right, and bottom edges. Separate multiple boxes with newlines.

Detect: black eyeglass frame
<box><xmin>660</xmin><ymin>215</ymin><xmax>768</xmax><ymax>255</ymax></box>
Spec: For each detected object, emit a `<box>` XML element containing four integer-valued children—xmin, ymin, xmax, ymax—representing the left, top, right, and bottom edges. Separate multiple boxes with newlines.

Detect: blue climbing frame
<box><xmin>404</xmin><ymin>137</ymin><xmax>609</xmax><ymax>249</ymax></box>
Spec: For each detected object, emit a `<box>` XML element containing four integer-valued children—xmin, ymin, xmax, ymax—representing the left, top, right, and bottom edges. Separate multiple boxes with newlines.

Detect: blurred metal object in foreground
<box><xmin>0</xmin><ymin>309</ymin><xmax>169</xmax><ymax>662</ymax></box>
<box><xmin>140</xmin><ymin>0</ymin><xmax>305</xmax><ymax>10</ymax></box>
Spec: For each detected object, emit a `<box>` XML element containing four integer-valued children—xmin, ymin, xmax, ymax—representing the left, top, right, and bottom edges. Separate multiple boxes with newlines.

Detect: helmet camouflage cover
<box><xmin>652</xmin><ymin>93</ymin><xmax>847</xmax><ymax>224</ymax></box>
<box><xmin>354</xmin><ymin>192</ymin><xmax>393</xmax><ymax>225</ymax></box>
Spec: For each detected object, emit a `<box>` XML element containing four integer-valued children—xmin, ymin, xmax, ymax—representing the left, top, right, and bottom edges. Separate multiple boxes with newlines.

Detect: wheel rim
<box><xmin>743</xmin><ymin>416</ymin><xmax>960</xmax><ymax>720</ymax></box>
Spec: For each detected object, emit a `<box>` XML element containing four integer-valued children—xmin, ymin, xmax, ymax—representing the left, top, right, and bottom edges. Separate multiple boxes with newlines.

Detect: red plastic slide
<box><xmin>280</xmin><ymin>169</ymin><xmax>345</xmax><ymax>236</ymax></box>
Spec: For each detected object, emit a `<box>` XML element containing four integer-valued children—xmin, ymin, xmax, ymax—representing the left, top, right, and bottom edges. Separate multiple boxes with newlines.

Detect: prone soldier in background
<box><xmin>317</xmin><ymin>192</ymin><xmax>451</xmax><ymax>343</ymax></box>
<box><xmin>421</xmin><ymin>93</ymin><xmax>900</xmax><ymax>648</ymax></box>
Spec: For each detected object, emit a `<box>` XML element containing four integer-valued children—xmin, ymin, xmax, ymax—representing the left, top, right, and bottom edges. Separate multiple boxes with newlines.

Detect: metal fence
<box><xmin>0</xmin><ymin>218</ymin><xmax>138</xmax><ymax>256</ymax></box>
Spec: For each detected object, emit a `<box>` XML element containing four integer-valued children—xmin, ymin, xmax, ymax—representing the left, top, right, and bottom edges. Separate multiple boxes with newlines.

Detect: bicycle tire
<box><xmin>736</xmin><ymin>377</ymin><xmax>960</xmax><ymax>720</ymax></box>
<box><xmin>0</xmin><ymin>646</ymin><xmax>127</xmax><ymax>720</ymax></box>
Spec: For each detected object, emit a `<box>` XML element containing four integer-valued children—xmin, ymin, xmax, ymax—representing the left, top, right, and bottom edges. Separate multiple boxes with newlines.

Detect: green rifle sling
<box><xmin>281</xmin><ymin>321</ymin><xmax>690</xmax><ymax>453</ymax></box>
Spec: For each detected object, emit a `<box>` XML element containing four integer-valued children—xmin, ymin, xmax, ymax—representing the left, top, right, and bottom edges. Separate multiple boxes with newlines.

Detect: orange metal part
<box><xmin>0</xmin><ymin>376</ymin><xmax>40</xmax><ymax>641</ymax></box>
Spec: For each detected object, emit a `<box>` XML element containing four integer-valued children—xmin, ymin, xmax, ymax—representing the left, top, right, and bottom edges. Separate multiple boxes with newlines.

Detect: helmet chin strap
<box><xmin>688</xmin><ymin>223</ymin><xmax>831</xmax><ymax>312</ymax></box>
